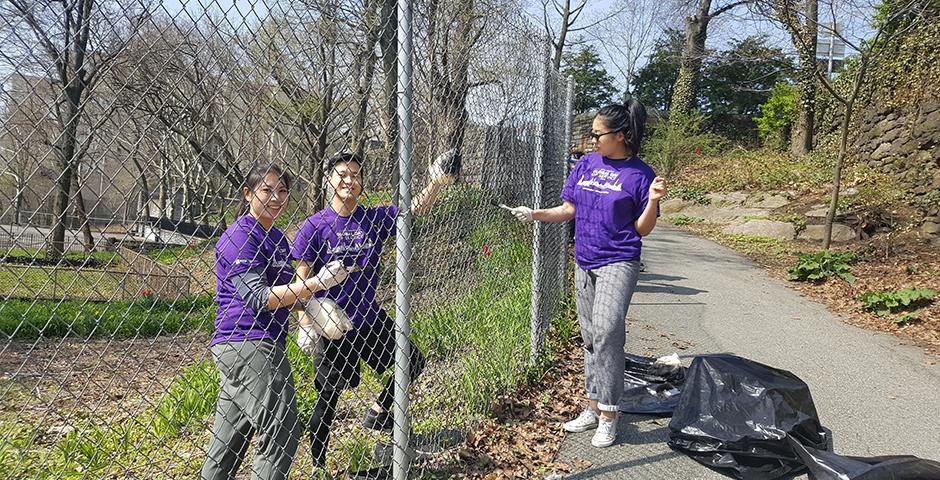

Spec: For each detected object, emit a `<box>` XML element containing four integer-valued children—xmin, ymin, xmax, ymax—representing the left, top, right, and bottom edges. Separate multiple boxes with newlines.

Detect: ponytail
<box><xmin>596</xmin><ymin>98</ymin><xmax>648</xmax><ymax>155</ymax></box>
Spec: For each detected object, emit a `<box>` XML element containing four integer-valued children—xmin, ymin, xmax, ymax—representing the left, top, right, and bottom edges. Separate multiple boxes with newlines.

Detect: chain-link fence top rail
<box><xmin>0</xmin><ymin>0</ymin><xmax>571</xmax><ymax>477</ymax></box>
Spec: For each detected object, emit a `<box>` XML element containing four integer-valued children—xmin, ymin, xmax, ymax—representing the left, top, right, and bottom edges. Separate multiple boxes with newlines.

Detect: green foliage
<box><xmin>787</xmin><ymin>251</ymin><xmax>857</xmax><ymax>283</ymax></box>
<box><xmin>701</xmin><ymin>36</ymin><xmax>795</xmax><ymax>117</ymax></box>
<box><xmin>701</xmin><ymin>36</ymin><xmax>795</xmax><ymax>141</ymax></box>
<box><xmin>668</xmin><ymin>214</ymin><xmax>703</xmax><ymax>226</ymax></box>
<box><xmin>669</xmin><ymin>185</ymin><xmax>711</xmax><ymax>205</ymax></box>
<box><xmin>632</xmin><ymin>31</ymin><xmax>794</xmax><ymax>141</ymax></box>
<box><xmin>1</xmin><ymin>247</ymin><xmax>119</xmax><ymax>268</ymax></box>
<box><xmin>561</xmin><ymin>45</ymin><xmax>618</xmax><ymax>113</ymax></box>
<box><xmin>754</xmin><ymin>83</ymin><xmax>798</xmax><ymax>151</ymax></box>
<box><xmin>0</xmin><ymin>295</ymin><xmax>215</xmax><ymax>340</ymax></box>
<box><xmin>894</xmin><ymin>310</ymin><xmax>920</xmax><ymax>325</ymax></box>
<box><xmin>644</xmin><ymin>112</ymin><xmax>726</xmax><ymax>178</ymax></box>
<box><xmin>858</xmin><ymin>287</ymin><xmax>936</xmax><ymax>316</ymax></box>
<box><xmin>150</xmin><ymin>360</ymin><xmax>220</xmax><ymax>437</ymax></box>
<box><xmin>632</xmin><ymin>28</ymin><xmax>683</xmax><ymax>111</ymax></box>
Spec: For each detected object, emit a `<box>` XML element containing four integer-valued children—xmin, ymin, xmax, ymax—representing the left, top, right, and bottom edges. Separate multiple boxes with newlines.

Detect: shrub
<box><xmin>786</xmin><ymin>251</ymin><xmax>856</xmax><ymax>283</ymax></box>
<box><xmin>645</xmin><ymin>112</ymin><xmax>726</xmax><ymax>178</ymax></box>
<box><xmin>857</xmin><ymin>287</ymin><xmax>935</xmax><ymax>316</ymax></box>
<box><xmin>754</xmin><ymin>83</ymin><xmax>797</xmax><ymax>151</ymax></box>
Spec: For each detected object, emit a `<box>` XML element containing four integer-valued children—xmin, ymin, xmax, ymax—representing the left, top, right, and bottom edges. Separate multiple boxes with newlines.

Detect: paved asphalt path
<box><xmin>555</xmin><ymin>225</ymin><xmax>940</xmax><ymax>479</ymax></box>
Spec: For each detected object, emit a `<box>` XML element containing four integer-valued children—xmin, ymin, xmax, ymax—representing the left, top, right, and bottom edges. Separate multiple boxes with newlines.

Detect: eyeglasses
<box><xmin>590</xmin><ymin>130</ymin><xmax>619</xmax><ymax>140</ymax></box>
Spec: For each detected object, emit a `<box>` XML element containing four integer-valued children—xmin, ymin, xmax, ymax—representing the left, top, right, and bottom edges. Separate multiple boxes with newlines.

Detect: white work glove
<box><xmin>428</xmin><ymin>149</ymin><xmax>459</xmax><ymax>186</ymax></box>
<box><xmin>313</xmin><ymin>260</ymin><xmax>350</xmax><ymax>291</ymax></box>
<box><xmin>509</xmin><ymin>206</ymin><xmax>533</xmax><ymax>223</ymax></box>
<box><xmin>296</xmin><ymin>323</ymin><xmax>318</xmax><ymax>354</ymax></box>
<box><xmin>305</xmin><ymin>297</ymin><xmax>354</xmax><ymax>341</ymax></box>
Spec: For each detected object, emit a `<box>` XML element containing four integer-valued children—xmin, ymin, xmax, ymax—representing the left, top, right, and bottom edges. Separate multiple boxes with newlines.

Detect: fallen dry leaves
<box><xmin>424</xmin><ymin>342</ymin><xmax>589</xmax><ymax>479</ymax></box>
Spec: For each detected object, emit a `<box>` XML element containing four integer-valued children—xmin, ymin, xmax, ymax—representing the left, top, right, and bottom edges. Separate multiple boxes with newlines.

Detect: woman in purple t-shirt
<box><xmin>291</xmin><ymin>151</ymin><xmax>457</xmax><ymax>469</ymax></box>
<box><xmin>509</xmin><ymin>99</ymin><xmax>667</xmax><ymax>448</ymax></box>
<box><xmin>202</xmin><ymin>164</ymin><xmax>351</xmax><ymax>480</ymax></box>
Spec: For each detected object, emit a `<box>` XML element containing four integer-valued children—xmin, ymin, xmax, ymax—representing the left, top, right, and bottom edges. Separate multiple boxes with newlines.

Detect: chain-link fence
<box><xmin>0</xmin><ymin>0</ymin><xmax>574</xmax><ymax>478</ymax></box>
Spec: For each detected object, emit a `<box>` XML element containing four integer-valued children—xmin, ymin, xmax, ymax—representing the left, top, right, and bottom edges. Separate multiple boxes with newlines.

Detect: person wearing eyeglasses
<box><xmin>507</xmin><ymin>99</ymin><xmax>666</xmax><ymax>448</ymax></box>
<box><xmin>202</xmin><ymin>164</ymin><xmax>351</xmax><ymax>480</ymax></box>
<box><xmin>291</xmin><ymin>151</ymin><xmax>458</xmax><ymax>471</ymax></box>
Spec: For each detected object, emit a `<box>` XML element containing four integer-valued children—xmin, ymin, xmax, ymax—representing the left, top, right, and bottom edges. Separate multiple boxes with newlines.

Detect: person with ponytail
<box><xmin>508</xmin><ymin>99</ymin><xmax>667</xmax><ymax>448</ymax></box>
<box><xmin>202</xmin><ymin>164</ymin><xmax>351</xmax><ymax>479</ymax></box>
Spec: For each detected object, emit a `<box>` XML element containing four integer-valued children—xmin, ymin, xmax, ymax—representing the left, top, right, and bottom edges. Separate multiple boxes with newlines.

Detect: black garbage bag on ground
<box><xmin>619</xmin><ymin>353</ymin><xmax>687</xmax><ymax>415</ymax></box>
<box><xmin>788</xmin><ymin>437</ymin><xmax>940</xmax><ymax>480</ymax></box>
<box><xmin>668</xmin><ymin>354</ymin><xmax>828</xmax><ymax>479</ymax></box>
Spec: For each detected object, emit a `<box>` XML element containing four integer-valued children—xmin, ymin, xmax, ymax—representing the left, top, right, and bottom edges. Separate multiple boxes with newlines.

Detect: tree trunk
<box><xmin>351</xmin><ymin>0</ymin><xmax>382</xmax><ymax>158</ymax></box>
<box><xmin>72</xmin><ymin>169</ymin><xmax>95</xmax><ymax>252</ymax></box>
<box><xmin>669</xmin><ymin>0</ymin><xmax>712</xmax><ymax>117</ymax></box>
<box><xmin>552</xmin><ymin>0</ymin><xmax>573</xmax><ymax>70</ymax></box>
<box><xmin>382</xmin><ymin>0</ymin><xmax>400</xmax><ymax>204</ymax></box>
<box><xmin>48</xmin><ymin>99</ymin><xmax>80</xmax><ymax>261</ymax></box>
<box><xmin>790</xmin><ymin>0</ymin><xmax>818</xmax><ymax>155</ymax></box>
<box><xmin>823</xmin><ymin>59</ymin><xmax>867</xmax><ymax>249</ymax></box>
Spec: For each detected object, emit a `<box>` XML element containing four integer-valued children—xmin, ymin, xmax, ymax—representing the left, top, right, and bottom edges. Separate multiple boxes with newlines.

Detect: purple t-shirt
<box><xmin>561</xmin><ymin>152</ymin><xmax>657</xmax><ymax>270</ymax></box>
<box><xmin>212</xmin><ymin>215</ymin><xmax>295</xmax><ymax>347</ymax></box>
<box><xmin>291</xmin><ymin>205</ymin><xmax>398</xmax><ymax>330</ymax></box>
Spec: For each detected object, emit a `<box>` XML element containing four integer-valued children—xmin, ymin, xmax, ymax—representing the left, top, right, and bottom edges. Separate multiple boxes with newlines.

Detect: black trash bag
<box><xmin>788</xmin><ymin>437</ymin><xmax>940</xmax><ymax>480</ymax></box>
<box><xmin>668</xmin><ymin>354</ymin><xmax>828</xmax><ymax>480</ymax></box>
<box><xmin>619</xmin><ymin>353</ymin><xmax>687</xmax><ymax>415</ymax></box>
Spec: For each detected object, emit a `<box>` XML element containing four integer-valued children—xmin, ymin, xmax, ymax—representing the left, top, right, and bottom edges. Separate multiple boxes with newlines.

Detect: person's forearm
<box><xmin>267</xmin><ymin>278</ymin><xmax>320</xmax><ymax>310</ymax></box>
<box><xmin>294</xmin><ymin>263</ymin><xmax>314</xmax><ymax>321</ymax></box>
<box><xmin>533</xmin><ymin>203</ymin><xmax>575</xmax><ymax>223</ymax></box>
<box><xmin>635</xmin><ymin>199</ymin><xmax>659</xmax><ymax>236</ymax></box>
<box><xmin>412</xmin><ymin>181</ymin><xmax>446</xmax><ymax>216</ymax></box>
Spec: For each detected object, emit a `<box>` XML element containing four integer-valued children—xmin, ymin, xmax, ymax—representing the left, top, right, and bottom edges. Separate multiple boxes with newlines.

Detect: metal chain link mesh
<box><xmin>0</xmin><ymin>0</ymin><xmax>573</xmax><ymax>477</ymax></box>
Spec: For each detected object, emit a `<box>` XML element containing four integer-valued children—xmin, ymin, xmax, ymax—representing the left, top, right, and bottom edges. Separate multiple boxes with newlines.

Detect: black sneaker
<box><xmin>363</xmin><ymin>408</ymin><xmax>393</xmax><ymax>432</ymax></box>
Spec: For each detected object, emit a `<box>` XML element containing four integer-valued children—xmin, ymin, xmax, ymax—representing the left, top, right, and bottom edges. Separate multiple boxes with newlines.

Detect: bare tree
<box><xmin>119</xmin><ymin>18</ymin><xmax>248</xmax><ymax>193</ymax></box>
<box><xmin>589</xmin><ymin>0</ymin><xmax>675</xmax><ymax>97</ymax></box>
<box><xmin>669</xmin><ymin>0</ymin><xmax>752</xmax><ymax>117</ymax></box>
<box><xmin>542</xmin><ymin>0</ymin><xmax>624</xmax><ymax>70</ymax></box>
<box><xmin>807</xmin><ymin>0</ymin><xmax>931</xmax><ymax>248</ymax></box>
<box><xmin>2</xmin><ymin>0</ymin><xmax>147</xmax><ymax>259</ymax></box>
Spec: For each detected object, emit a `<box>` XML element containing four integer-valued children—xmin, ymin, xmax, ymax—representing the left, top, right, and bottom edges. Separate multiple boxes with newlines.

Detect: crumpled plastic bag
<box><xmin>668</xmin><ymin>354</ymin><xmax>828</xmax><ymax>479</ymax></box>
<box><xmin>788</xmin><ymin>436</ymin><xmax>940</xmax><ymax>480</ymax></box>
<box><xmin>619</xmin><ymin>353</ymin><xmax>687</xmax><ymax>415</ymax></box>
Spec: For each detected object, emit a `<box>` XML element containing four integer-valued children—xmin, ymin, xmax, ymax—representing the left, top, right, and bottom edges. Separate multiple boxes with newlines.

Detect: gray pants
<box><xmin>201</xmin><ymin>340</ymin><xmax>300</xmax><ymax>480</ymax></box>
<box><xmin>575</xmin><ymin>261</ymin><xmax>641</xmax><ymax>412</ymax></box>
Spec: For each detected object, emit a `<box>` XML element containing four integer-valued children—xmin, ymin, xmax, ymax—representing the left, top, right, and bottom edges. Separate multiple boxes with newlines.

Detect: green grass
<box><xmin>668</xmin><ymin>214</ymin><xmax>704</xmax><ymax>226</ymax></box>
<box><xmin>0</xmin><ymin>265</ymin><xmax>126</xmax><ymax>301</ymax></box>
<box><xmin>1</xmin><ymin>247</ymin><xmax>119</xmax><ymax>266</ymax></box>
<box><xmin>145</xmin><ymin>237</ymin><xmax>218</xmax><ymax>266</ymax></box>
<box><xmin>0</xmin><ymin>295</ymin><xmax>215</xmax><ymax>340</ymax></box>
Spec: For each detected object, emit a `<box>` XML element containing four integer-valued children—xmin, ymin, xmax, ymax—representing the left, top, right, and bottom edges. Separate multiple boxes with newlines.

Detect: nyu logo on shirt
<box><xmin>575</xmin><ymin>168</ymin><xmax>623</xmax><ymax>194</ymax></box>
<box><xmin>328</xmin><ymin>229</ymin><xmax>375</xmax><ymax>257</ymax></box>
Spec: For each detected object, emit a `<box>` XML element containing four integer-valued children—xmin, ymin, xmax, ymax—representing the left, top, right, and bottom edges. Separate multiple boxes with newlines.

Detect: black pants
<box><xmin>308</xmin><ymin>310</ymin><xmax>425</xmax><ymax>467</ymax></box>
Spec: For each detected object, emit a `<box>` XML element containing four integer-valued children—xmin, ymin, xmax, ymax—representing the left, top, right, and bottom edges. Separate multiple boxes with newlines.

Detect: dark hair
<box><xmin>237</xmin><ymin>163</ymin><xmax>292</xmax><ymax>216</ymax></box>
<box><xmin>325</xmin><ymin>152</ymin><xmax>364</xmax><ymax>175</ymax></box>
<box><xmin>596</xmin><ymin>98</ymin><xmax>647</xmax><ymax>155</ymax></box>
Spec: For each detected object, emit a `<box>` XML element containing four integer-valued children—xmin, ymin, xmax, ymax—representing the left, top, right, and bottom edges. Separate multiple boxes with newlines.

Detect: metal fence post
<box><xmin>530</xmin><ymin>40</ymin><xmax>552</xmax><ymax>365</ymax></box>
<box><xmin>394</xmin><ymin>0</ymin><xmax>414</xmax><ymax>475</ymax></box>
<box><xmin>561</xmin><ymin>75</ymin><xmax>575</xmax><ymax>300</ymax></box>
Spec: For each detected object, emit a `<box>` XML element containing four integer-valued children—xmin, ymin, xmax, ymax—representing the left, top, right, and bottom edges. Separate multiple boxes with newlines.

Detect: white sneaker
<box><xmin>591</xmin><ymin>416</ymin><xmax>617</xmax><ymax>447</ymax></box>
<box><xmin>563</xmin><ymin>408</ymin><xmax>599</xmax><ymax>432</ymax></box>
